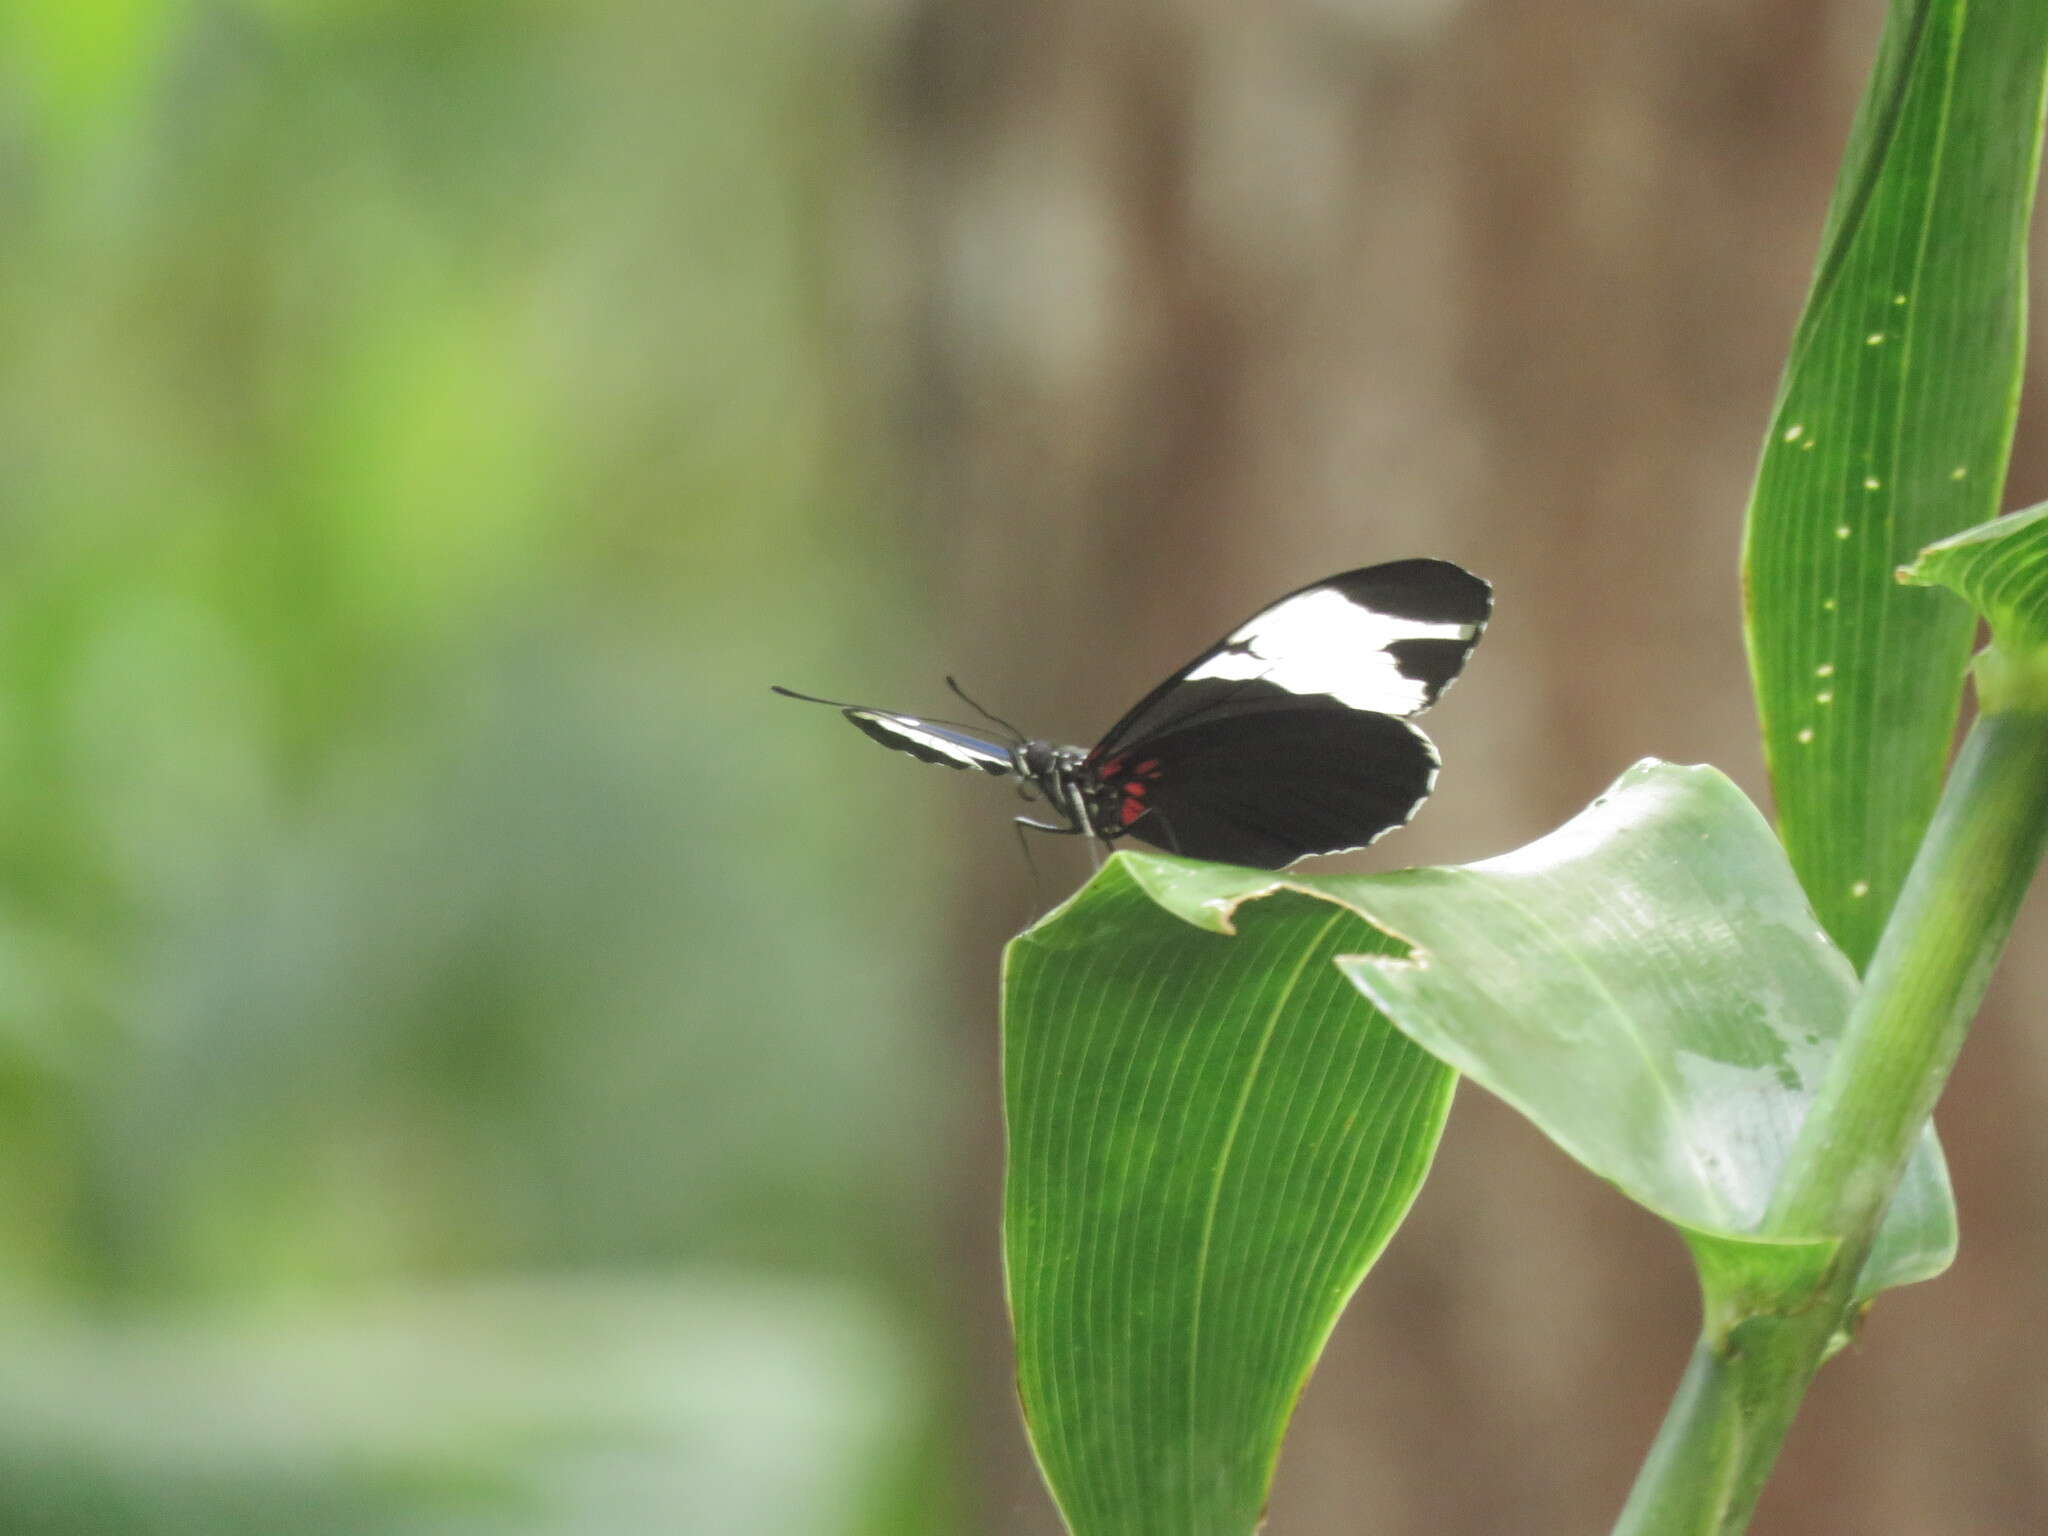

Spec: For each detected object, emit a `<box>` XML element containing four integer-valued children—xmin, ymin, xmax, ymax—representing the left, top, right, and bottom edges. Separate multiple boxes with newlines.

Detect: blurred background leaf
<box><xmin>0</xmin><ymin>1279</ymin><xmax>920</xmax><ymax>1536</ymax></box>
<box><xmin>0</xmin><ymin>2</ymin><xmax>955</xmax><ymax>1532</ymax></box>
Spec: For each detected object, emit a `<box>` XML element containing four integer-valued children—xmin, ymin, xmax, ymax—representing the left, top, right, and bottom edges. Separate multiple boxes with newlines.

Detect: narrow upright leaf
<box><xmin>1743</xmin><ymin>0</ymin><xmax>2048</xmax><ymax>967</ymax></box>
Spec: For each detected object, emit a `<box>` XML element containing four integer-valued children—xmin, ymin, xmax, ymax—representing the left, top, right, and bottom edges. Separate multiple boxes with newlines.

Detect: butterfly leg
<box><xmin>1011</xmin><ymin>813</ymin><xmax>1087</xmax><ymax>901</ymax></box>
<box><xmin>1013</xmin><ymin>814</ymin><xmax>1084</xmax><ymax>838</ymax></box>
<box><xmin>1013</xmin><ymin>800</ymin><xmax>1094</xmax><ymax>878</ymax></box>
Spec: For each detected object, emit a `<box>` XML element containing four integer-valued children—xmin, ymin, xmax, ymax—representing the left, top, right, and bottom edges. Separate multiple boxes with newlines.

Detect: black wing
<box><xmin>1084</xmin><ymin>560</ymin><xmax>1490</xmax><ymax>867</ymax></box>
<box><xmin>1099</xmin><ymin>708</ymin><xmax>1439</xmax><ymax>867</ymax></box>
<box><xmin>1088</xmin><ymin>558</ymin><xmax>1491</xmax><ymax>762</ymax></box>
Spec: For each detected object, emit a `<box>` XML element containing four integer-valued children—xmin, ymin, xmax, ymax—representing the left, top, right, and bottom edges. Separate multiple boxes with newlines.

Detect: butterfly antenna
<box><xmin>771</xmin><ymin>685</ymin><xmax>865</xmax><ymax>710</ymax></box>
<box><xmin>945</xmin><ymin>676</ymin><xmax>1028</xmax><ymax>743</ymax></box>
<box><xmin>780</xmin><ymin>680</ymin><xmax>1017</xmax><ymax>745</ymax></box>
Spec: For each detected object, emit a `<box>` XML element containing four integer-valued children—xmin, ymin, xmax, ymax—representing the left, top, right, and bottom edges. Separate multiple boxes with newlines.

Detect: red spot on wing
<box><xmin>1121</xmin><ymin>796</ymin><xmax>1146</xmax><ymax>826</ymax></box>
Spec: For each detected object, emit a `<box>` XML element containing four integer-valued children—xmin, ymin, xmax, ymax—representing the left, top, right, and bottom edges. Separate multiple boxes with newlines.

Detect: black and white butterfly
<box><xmin>774</xmin><ymin>558</ymin><xmax>1491</xmax><ymax>870</ymax></box>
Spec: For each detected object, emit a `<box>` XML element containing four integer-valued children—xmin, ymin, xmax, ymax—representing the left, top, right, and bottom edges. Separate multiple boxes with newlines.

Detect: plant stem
<box><xmin>1768</xmin><ymin>701</ymin><xmax>2048</xmax><ymax>1240</ymax></box>
<box><xmin>1613</xmin><ymin>694</ymin><xmax>2048</xmax><ymax>1535</ymax></box>
<box><xmin>1610</xmin><ymin>1306</ymin><xmax>1840</xmax><ymax>1536</ymax></box>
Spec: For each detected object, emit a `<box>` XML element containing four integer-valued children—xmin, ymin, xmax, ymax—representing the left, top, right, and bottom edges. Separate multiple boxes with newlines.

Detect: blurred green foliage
<box><xmin>0</xmin><ymin>1</ymin><xmax>954</xmax><ymax>1530</ymax></box>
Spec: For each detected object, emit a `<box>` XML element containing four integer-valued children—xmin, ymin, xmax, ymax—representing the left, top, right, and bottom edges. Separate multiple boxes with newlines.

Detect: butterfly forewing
<box><xmin>1088</xmin><ymin>559</ymin><xmax>1491</xmax><ymax>760</ymax></box>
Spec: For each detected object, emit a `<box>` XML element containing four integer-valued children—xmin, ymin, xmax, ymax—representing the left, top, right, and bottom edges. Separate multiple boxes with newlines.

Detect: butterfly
<box><xmin>773</xmin><ymin>558</ymin><xmax>1491</xmax><ymax>870</ymax></box>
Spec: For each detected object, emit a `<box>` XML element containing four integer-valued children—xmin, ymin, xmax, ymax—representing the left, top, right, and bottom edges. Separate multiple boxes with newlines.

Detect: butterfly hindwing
<box><xmin>1095</xmin><ymin>706</ymin><xmax>1439</xmax><ymax>867</ymax></box>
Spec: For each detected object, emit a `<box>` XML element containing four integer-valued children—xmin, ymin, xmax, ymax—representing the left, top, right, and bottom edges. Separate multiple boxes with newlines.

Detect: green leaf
<box><xmin>1742</xmin><ymin>0</ymin><xmax>2048</xmax><ymax>968</ymax></box>
<box><xmin>1005</xmin><ymin>763</ymin><xmax>1957</xmax><ymax>1533</ymax></box>
<box><xmin>1325</xmin><ymin>760</ymin><xmax>1953</xmax><ymax>1301</ymax></box>
<box><xmin>1900</xmin><ymin>501</ymin><xmax>2048</xmax><ymax>659</ymax></box>
<box><xmin>1003</xmin><ymin>862</ymin><xmax>1453</xmax><ymax>1536</ymax></box>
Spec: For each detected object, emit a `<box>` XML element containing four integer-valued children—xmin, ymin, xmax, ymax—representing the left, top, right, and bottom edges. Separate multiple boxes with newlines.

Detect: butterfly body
<box><xmin>777</xmin><ymin>558</ymin><xmax>1490</xmax><ymax>870</ymax></box>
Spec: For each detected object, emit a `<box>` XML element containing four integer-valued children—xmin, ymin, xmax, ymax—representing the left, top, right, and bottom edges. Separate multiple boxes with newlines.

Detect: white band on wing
<box><xmin>1184</xmin><ymin>587</ymin><xmax>1478</xmax><ymax>716</ymax></box>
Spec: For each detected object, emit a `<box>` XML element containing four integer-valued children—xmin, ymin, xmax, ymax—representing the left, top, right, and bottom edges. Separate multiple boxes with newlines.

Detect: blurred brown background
<box><xmin>873</xmin><ymin>0</ymin><xmax>2048</xmax><ymax>1531</ymax></box>
<box><xmin>3</xmin><ymin>0</ymin><xmax>2047</xmax><ymax>1532</ymax></box>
